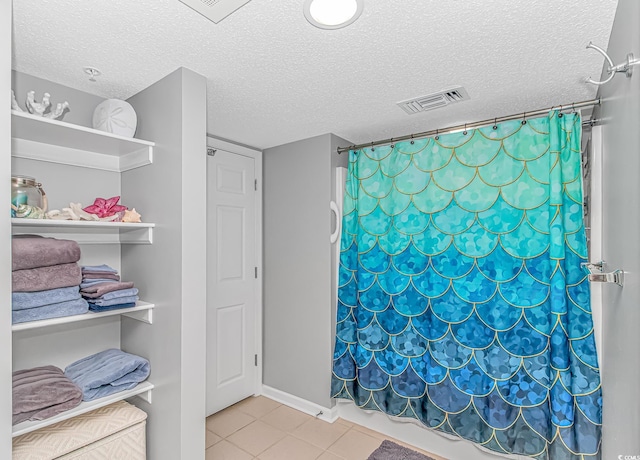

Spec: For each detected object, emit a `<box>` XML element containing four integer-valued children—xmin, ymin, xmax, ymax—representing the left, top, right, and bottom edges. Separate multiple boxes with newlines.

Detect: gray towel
<box><xmin>13</xmin><ymin>365</ymin><xmax>83</xmax><ymax>425</ymax></box>
<box><xmin>12</xmin><ymin>235</ymin><xmax>81</xmax><ymax>271</ymax></box>
<box><xmin>81</xmin><ymin>264</ymin><xmax>118</xmax><ymax>274</ymax></box>
<box><xmin>82</xmin><ymin>273</ymin><xmax>120</xmax><ymax>281</ymax></box>
<box><xmin>12</xmin><ymin>263</ymin><xmax>82</xmax><ymax>293</ymax></box>
<box><xmin>12</xmin><ymin>298</ymin><xmax>89</xmax><ymax>324</ymax></box>
<box><xmin>81</xmin><ymin>283</ymin><xmax>136</xmax><ymax>299</ymax></box>
<box><xmin>12</xmin><ymin>286</ymin><xmax>81</xmax><ymax>311</ymax></box>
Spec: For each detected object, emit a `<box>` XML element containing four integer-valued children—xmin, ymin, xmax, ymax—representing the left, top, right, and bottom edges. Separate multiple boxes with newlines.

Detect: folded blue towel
<box><xmin>89</xmin><ymin>295</ymin><xmax>139</xmax><ymax>307</ymax></box>
<box><xmin>12</xmin><ymin>286</ymin><xmax>81</xmax><ymax>311</ymax></box>
<box><xmin>64</xmin><ymin>348</ymin><xmax>150</xmax><ymax>401</ymax></box>
<box><xmin>81</xmin><ymin>264</ymin><xmax>118</xmax><ymax>274</ymax></box>
<box><xmin>12</xmin><ymin>298</ymin><xmax>89</xmax><ymax>324</ymax></box>
<box><xmin>89</xmin><ymin>302</ymin><xmax>137</xmax><ymax>313</ymax></box>
<box><xmin>95</xmin><ymin>288</ymin><xmax>138</xmax><ymax>301</ymax></box>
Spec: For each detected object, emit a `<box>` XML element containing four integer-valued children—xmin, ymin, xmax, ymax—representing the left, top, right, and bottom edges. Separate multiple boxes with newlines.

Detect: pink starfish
<box><xmin>83</xmin><ymin>196</ymin><xmax>128</xmax><ymax>218</ymax></box>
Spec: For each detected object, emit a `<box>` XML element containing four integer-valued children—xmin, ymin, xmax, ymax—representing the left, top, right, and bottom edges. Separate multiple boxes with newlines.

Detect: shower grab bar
<box><xmin>582</xmin><ymin>261</ymin><xmax>624</xmax><ymax>287</ymax></box>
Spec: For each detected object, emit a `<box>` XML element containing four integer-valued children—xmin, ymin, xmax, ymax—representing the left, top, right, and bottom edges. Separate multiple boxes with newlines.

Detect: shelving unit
<box><xmin>11</xmin><ymin>218</ymin><xmax>155</xmax><ymax>244</ymax></box>
<box><xmin>11</xmin><ymin>110</ymin><xmax>154</xmax><ymax>172</ymax></box>
<box><xmin>12</xmin><ymin>302</ymin><xmax>155</xmax><ymax>332</ymax></box>
<box><xmin>10</xmin><ymin>109</ymin><xmax>157</xmax><ymax>445</ymax></box>
<box><xmin>12</xmin><ymin>381</ymin><xmax>155</xmax><ymax>437</ymax></box>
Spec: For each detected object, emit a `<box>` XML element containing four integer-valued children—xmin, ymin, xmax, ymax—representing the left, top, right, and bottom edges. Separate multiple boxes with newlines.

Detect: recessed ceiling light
<box><xmin>303</xmin><ymin>0</ymin><xmax>363</xmax><ymax>30</ymax></box>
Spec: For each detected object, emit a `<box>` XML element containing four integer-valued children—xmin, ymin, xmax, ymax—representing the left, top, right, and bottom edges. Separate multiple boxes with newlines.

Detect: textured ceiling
<box><xmin>12</xmin><ymin>0</ymin><xmax>618</xmax><ymax>150</ymax></box>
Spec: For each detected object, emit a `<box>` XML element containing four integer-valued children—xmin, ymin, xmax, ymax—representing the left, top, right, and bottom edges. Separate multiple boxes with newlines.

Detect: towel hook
<box><xmin>586</xmin><ymin>41</ymin><xmax>640</xmax><ymax>85</ymax></box>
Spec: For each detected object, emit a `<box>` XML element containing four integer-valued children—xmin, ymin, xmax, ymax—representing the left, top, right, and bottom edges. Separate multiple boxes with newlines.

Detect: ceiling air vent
<box><xmin>178</xmin><ymin>0</ymin><xmax>252</xmax><ymax>23</ymax></box>
<box><xmin>397</xmin><ymin>86</ymin><xmax>470</xmax><ymax>115</ymax></box>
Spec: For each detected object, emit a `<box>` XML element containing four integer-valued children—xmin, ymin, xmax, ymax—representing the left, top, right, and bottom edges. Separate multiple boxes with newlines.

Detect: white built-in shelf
<box><xmin>12</xmin><ymin>302</ymin><xmax>155</xmax><ymax>332</ymax></box>
<box><xmin>11</xmin><ymin>110</ymin><xmax>154</xmax><ymax>172</ymax></box>
<box><xmin>11</xmin><ymin>218</ymin><xmax>155</xmax><ymax>244</ymax></box>
<box><xmin>12</xmin><ymin>381</ymin><xmax>155</xmax><ymax>437</ymax></box>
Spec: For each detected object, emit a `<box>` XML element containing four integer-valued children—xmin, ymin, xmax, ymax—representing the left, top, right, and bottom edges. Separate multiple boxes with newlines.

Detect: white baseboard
<box><xmin>260</xmin><ymin>385</ymin><xmax>339</xmax><ymax>423</ymax></box>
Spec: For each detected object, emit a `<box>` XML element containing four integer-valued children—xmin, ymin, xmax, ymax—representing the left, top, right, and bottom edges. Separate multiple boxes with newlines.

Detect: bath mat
<box><xmin>367</xmin><ymin>440</ymin><xmax>436</xmax><ymax>460</ymax></box>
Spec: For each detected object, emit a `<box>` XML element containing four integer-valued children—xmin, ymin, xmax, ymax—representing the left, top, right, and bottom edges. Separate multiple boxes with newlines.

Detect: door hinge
<box><xmin>254</xmin><ymin>179</ymin><xmax>257</xmax><ymax>191</ymax></box>
<box><xmin>207</xmin><ymin>148</ymin><xmax>217</xmax><ymax>157</ymax></box>
<box><xmin>255</xmin><ymin>267</ymin><xmax>258</xmax><ymax>278</ymax></box>
<box><xmin>254</xmin><ymin>354</ymin><xmax>258</xmax><ymax>366</ymax></box>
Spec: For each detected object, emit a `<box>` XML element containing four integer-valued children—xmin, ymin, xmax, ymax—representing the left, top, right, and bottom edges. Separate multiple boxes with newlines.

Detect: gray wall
<box><xmin>11</xmin><ymin>70</ymin><xmax>104</xmax><ymax>128</ymax></box>
<box><xmin>0</xmin><ymin>0</ymin><xmax>13</xmax><ymax>456</ymax></box>
<box><xmin>263</xmin><ymin>133</ymin><xmax>349</xmax><ymax>408</ymax></box>
<box><xmin>595</xmin><ymin>0</ymin><xmax>640</xmax><ymax>457</ymax></box>
<box><xmin>121</xmin><ymin>67</ymin><xmax>207</xmax><ymax>460</ymax></box>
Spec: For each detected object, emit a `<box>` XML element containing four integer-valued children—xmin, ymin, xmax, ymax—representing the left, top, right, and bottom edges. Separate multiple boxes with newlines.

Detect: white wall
<box><xmin>263</xmin><ymin>133</ymin><xmax>348</xmax><ymax>408</ymax></box>
<box><xmin>1</xmin><ymin>0</ymin><xmax>13</xmax><ymax>456</ymax></box>
<box><xmin>121</xmin><ymin>67</ymin><xmax>208</xmax><ymax>460</ymax></box>
<box><xmin>595</xmin><ymin>0</ymin><xmax>640</xmax><ymax>457</ymax></box>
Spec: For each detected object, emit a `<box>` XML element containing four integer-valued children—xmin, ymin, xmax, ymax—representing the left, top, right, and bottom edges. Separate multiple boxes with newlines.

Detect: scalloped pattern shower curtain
<box><xmin>331</xmin><ymin>111</ymin><xmax>602</xmax><ymax>459</ymax></box>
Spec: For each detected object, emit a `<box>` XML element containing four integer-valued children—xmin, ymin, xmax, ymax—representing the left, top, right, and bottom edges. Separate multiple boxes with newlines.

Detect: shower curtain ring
<box><xmin>463</xmin><ymin>123</ymin><xmax>468</xmax><ymax>135</ymax></box>
<box><xmin>434</xmin><ymin>129</ymin><xmax>439</xmax><ymax>141</ymax></box>
<box><xmin>521</xmin><ymin>112</ymin><xmax>527</xmax><ymax>125</ymax></box>
<box><xmin>558</xmin><ymin>105</ymin><xmax>564</xmax><ymax>118</ymax></box>
<box><xmin>410</xmin><ymin>134</ymin><xmax>415</xmax><ymax>145</ymax></box>
<box><xmin>493</xmin><ymin>118</ymin><xmax>498</xmax><ymax>130</ymax></box>
<box><xmin>390</xmin><ymin>138</ymin><xmax>395</xmax><ymax>149</ymax></box>
<box><xmin>371</xmin><ymin>142</ymin><xmax>375</xmax><ymax>152</ymax></box>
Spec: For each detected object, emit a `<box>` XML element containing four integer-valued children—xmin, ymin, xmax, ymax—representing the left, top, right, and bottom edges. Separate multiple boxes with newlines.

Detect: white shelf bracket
<box><xmin>134</xmin><ymin>387</ymin><xmax>153</xmax><ymax>404</ymax></box>
<box><xmin>122</xmin><ymin>308</ymin><xmax>153</xmax><ymax>324</ymax></box>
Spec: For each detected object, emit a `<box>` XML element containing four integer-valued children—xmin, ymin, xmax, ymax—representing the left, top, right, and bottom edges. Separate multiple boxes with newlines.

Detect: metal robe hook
<box><xmin>586</xmin><ymin>41</ymin><xmax>640</xmax><ymax>85</ymax></box>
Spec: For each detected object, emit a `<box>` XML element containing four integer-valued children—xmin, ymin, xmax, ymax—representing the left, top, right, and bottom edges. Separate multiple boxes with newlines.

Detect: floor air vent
<box><xmin>397</xmin><ymin>86</ymin><xmax>470</xmax><ymax>115</ymax></box>
<box><xmin>179</xmin><ymin>0</ymin><xmax>252</xmax><ymax>23</ymax></box>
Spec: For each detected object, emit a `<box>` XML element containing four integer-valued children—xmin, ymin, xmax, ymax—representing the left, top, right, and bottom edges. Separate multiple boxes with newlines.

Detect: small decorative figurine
<box><xmin>11</xmin><ymin>90</ymin><xmax>23</xmax><ymax>111</ymax></box>
<box><xmin>19</xmin><ymin>90</ymin><xmax>70</xmax><ymax>120</ymax></box>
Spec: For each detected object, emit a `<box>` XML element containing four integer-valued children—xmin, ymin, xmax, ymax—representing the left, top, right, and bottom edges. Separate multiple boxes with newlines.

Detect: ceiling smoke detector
<box><xmin>178</xmin><ymin>0</ymin><xmax>252</xmax><ymax>23</ymax></box>
<box><xmin>397</xmin><ymin>86</ymin><xmax>470</xmax><ymax>115</ymax></box>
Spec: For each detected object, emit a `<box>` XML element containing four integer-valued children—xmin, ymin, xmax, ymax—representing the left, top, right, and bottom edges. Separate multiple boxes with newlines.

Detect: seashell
<box><xmin>122</xmin><ymin>208</ymin><xmax>142</xmax><ymax>223</ymax></box>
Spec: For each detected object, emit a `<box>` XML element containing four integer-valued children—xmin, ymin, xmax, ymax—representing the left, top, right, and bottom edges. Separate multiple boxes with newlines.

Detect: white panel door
<box><xmin>206</xmin><ymin>149</ymin><xmax>256</xmax><ymax>415</ymax></box>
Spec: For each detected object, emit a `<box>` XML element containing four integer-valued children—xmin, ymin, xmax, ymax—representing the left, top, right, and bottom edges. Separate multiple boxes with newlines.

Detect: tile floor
<box><xmin>205</xmin><ymin>396</ymin><xmax>447</xmax><ymax>460</ymax></box>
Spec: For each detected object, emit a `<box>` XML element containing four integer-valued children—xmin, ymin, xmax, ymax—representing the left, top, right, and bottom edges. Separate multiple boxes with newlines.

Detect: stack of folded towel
<box><xmin>80</xmin><ymin>265</ymin><xmax>139</xmax><ymax>312</ymax></box>
<box><xmin>13</xmin><ymin>365</ymin><xmax>83</xmax><ymax>425</ymax></box>
<box><xmin>65</xmin><ymin>349</ymin><xmax>150</xmax><ymax>401</ymax></box>
<box><xmin>12</xmin><ymin>235</ymin><xmax>88</xmax><ymax>324</ymax></box>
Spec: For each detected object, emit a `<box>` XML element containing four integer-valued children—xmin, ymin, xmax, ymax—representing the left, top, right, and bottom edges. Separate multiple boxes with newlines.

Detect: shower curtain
<box><xmin>331</xmin><ymin>111</ymin><xmax>602</xmax><ymax>460</ymax></box>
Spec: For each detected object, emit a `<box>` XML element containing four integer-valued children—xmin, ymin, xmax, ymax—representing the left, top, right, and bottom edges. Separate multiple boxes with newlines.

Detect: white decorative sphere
<box><xmin>92</xmin><ymin>99</ymin><xmax>137</xmax><ymax>138</ymax></box>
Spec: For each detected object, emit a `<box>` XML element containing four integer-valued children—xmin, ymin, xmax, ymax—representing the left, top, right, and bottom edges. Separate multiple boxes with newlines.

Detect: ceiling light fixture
<box><xmin>303</xmin><ymin>0</ymin><xmax>363</xmax><ymax>30</ymax></box>
<box><xmin>83</xmin><ymin>66</ymin><xmax>102</xmax><ymax>82</ymax></box>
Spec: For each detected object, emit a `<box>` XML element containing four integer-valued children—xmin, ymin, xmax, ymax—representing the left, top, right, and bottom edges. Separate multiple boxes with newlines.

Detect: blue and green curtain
<box><xmin>331</xmin><ymin>111</ymin><xmax>602</xmax><ymax>459</ymax></box>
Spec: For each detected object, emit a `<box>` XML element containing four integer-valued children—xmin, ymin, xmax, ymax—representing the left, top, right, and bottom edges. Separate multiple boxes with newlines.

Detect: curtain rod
<box><xmin>337</xmin><ymin>98</ymin><xmax>601</xmax><ymax>154</ymax></box>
